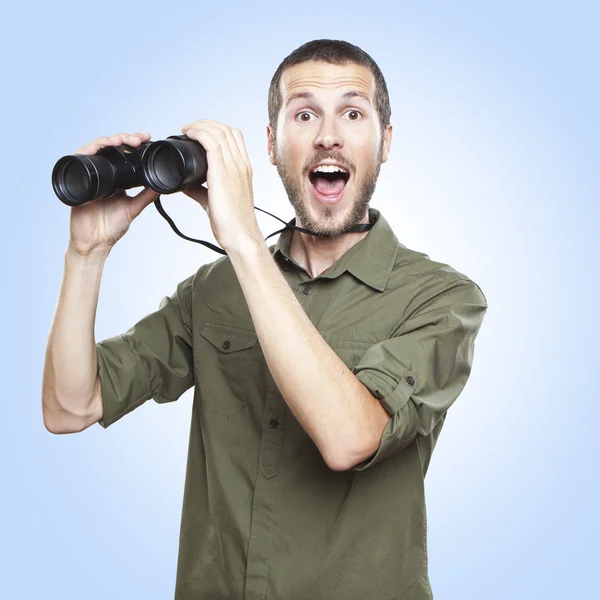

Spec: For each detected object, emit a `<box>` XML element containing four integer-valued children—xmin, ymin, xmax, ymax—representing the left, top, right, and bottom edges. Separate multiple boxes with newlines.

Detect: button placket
<box><xmin>259</xmin><ymin>404</ymin><xmax>285</xmax><ymax>480</ymax></box>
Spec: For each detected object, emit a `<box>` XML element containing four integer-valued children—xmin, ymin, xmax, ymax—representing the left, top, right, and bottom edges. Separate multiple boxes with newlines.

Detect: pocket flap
<box><xmin>200</xmin><ymin>323</ymin><xmax>258</xmax><ymax>353</ymax></box>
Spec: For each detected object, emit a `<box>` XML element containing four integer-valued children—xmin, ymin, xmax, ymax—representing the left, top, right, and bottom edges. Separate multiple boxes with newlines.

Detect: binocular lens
<box><xmin>145</xmin><ymin>144</ymin><xmax>186</xmax><ymax>191</ymax></box>
<box><xmin>63</xmin><ymin>161</ymin><xmax>91</xmax><ymax>202</ymax></box>
<box><xmin>52</xmin><ymin>156</ymin><xmax>102</xmax><ymax>206</ymax></box>
<box><xmin>142</xmin><ymin>136</ymin><xmax>207</xmax><ymax>194</ymax></box>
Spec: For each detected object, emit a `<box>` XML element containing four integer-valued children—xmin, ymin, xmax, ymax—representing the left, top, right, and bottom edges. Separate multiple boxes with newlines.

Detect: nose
<box><xmin>313</xmin><ymin>115</ymin><xmax>343</xmax><ymax>151</ymax></box>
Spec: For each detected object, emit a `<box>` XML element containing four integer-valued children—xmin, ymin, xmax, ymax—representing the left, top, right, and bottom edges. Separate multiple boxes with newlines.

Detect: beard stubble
<box><xmin>273</xmin><ymin>140</ymin><xmax>384</xmax><ymax>238</ymax></box>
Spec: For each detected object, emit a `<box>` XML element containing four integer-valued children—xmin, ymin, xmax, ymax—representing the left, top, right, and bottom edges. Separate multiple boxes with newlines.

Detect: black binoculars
<box><xmin>52</xmin><ymin>134</ymin><xmax>208</xmax><ymax>207</ymax></box>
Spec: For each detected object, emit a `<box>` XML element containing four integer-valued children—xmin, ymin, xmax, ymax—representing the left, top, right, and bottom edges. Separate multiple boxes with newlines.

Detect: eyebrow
<box><xmin>285</xmin><ymin>90</ymin><xmax>372</xmax><ymax>107</ymax></box>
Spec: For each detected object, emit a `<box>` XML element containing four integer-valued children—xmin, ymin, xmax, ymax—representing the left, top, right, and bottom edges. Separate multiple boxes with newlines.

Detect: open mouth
<box><xmin>308</xmin><ymin>167</ymin><xmax>350</xmax><ymax>203</ymax></box>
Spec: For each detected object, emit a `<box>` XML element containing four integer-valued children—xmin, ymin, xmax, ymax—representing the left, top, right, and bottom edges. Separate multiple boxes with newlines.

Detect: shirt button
<box><xmin>222</xmin><ymin>340</ymin><xmax>231</xmax><ymax>350</ymax></box>
<box><xmin>405</xmin><ymin>375</ymin><xmax>415</xmax><ymax>386</ymax></box>
<box><xmin>269</xmin><ymin>418</ymin><xmax>279</xmax><ymax>428</ymax></box>
<box><xmin>303</xmin><ymin>286</ymin><xmax>312</xmax><ymax>295</ymax></box>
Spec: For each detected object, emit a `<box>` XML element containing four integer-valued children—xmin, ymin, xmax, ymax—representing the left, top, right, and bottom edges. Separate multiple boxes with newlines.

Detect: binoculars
<box><xmin>52</xmin><ymin>134</ymin><xmax>208</xmax><ymax>207</ymax></box>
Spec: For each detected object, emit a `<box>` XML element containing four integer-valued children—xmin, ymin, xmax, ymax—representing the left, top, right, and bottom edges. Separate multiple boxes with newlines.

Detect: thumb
<box><xmin>128</xmin><ymin>186</ymin><xmax>160</xmax><ymax>220</ymax></box>
<box><xmin>183</xmin><ymin>185</ymin><xmax>208</xmax><ymax>211</ymax></box>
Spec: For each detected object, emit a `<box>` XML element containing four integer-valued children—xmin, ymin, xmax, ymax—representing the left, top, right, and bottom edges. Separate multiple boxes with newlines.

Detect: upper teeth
<box><xmin>312</xmin><ymin>165</ymin><xmax>347</xmax><ymax>174</ymax></box>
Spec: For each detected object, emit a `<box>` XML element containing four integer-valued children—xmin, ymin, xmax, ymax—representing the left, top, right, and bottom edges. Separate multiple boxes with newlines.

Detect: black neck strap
<box><xmin>153</xmin><ymin>196</ymin><xmax>374</xmax><ymax>255</ymax></box>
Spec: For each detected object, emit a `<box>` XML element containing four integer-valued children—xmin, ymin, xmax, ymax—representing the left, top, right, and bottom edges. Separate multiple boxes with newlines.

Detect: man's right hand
<box><xmin>68</xmin><ymin>132</ymin><xmax>160</xmax><ymax>257</ymax></box>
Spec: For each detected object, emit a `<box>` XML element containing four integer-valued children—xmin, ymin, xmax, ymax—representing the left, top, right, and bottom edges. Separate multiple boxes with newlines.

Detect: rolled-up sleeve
<box><xmin>350</xmin><ymin>276</ymin><xmax>488</xmax><ymax>471</ymax></box>
<box><xmin>96</xmin><ymin>272</ymin><xmax>197</xmax><ymax>429</ymax></box>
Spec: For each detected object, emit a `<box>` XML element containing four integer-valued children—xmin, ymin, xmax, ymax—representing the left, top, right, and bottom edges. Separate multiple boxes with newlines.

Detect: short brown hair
<box><xmin>268</xmin><ymin>39</ymin><xmax>392</xmax><ymax>135</ymax></box>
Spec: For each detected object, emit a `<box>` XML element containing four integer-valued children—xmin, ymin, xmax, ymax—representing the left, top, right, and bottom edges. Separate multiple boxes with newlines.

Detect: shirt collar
<box><xmin>271</xmin><ymin>208</ymin><xmax>400</xmax><ymax>292</ymax></box>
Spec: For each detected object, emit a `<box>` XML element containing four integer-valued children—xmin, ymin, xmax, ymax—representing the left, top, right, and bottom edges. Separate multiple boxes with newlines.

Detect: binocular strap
<box><xmin>153</xmin><ymin>196</ymin><xmax>374</xmax><ymax>256</ymax></box>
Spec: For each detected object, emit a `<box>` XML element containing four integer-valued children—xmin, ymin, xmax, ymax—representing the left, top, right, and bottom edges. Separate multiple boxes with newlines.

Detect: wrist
<box><xmin>65</xmin><ymin>242</ymin><xmax>112</xmax><ymax>265</ymax></box>
<box><xmin>225</xmin><ymin>232</ymin><xmax>265</xmax><ymax>260</ymax></box>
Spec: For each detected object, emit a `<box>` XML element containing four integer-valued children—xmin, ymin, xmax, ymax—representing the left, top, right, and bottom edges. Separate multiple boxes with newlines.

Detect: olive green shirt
<box><xmin>96</xmin><ymin>208</ymin><xmax>488</xmax><ymax>600</ymax></box>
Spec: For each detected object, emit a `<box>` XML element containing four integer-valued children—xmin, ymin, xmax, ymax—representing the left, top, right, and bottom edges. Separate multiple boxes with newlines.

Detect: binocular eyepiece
<box><xmin>52</xmin><ymin>134</ymin><xmax>208</xmax><ymax>207</ymax></box>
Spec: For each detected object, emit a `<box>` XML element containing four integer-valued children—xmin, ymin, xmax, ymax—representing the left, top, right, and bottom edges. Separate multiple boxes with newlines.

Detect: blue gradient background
<box><xmin>2</xmin><ymin>1</ymin><xmax>598</xmax><ymax>598</ymax></box>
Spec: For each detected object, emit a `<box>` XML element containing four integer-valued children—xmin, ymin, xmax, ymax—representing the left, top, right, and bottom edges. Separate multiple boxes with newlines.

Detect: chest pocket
<box><xmin>196</xmin><ymin>322</ymin><xmax>258</xmax><ymax>416</ymax></box>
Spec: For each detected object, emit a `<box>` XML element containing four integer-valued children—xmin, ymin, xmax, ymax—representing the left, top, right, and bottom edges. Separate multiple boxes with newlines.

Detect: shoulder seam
<box><xmin>393</xmin><ymin>276</ymin><xmax>482</xmax><ymax>337</ymax></box>
<box><xmin>405</xmin><ymin>261</ymin><xmax>471</xmax><ymax>285</ymax></box>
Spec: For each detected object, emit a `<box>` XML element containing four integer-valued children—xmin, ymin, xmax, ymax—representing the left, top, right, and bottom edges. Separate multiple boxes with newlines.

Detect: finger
<box><xmin>182</xmin><ymin>127</ymin><xmax>228</xmax><ymax>177</ymax></box>
<box><xmin>75</xmin><ymin>135</ymin><xmax>123</xmax><ymax>155</ymax></box>
<box><xmin>128</xmin><ymin>186</ymin><xmax>160</xmax><ymax>220</ymax></box>
<box><xmin>115</xmin><ymin>132</ymin><xmax>150</xmax><ymax>147</ymax></box>
<box><xmin>230</xmin><ymin>127</ymin><xmax>252</xmax><ymax>174</ymax></box>
<box><xmin>183</xmin><ymin>184</ymin><xmax>209</xmax><ymax>211</ymax></box>
<box><xmin>220</xmin><ymin>126</ymin><xmax>252</xmax><ymax>190</ymax></box>
<box><xmin>202</xmin><ymin>121</ymin><xmax>245</xmax><ymax>168</ymax></box>
<box><xmin>183</xmin><ymin>121</ymin><xmax>240</xmax><ymax>173</ymax></box>
<box><xmin>75</xmin><ymin>132</ymin><xmax>151</xmax><ymax>155</ymax></box>
<box><xmin>75</xmin><ymin>136</ymin><xmax>113</xmax><ymax>155</ymax></box>
<box><xmin>109</xmin><ymin>133</ymin><xmax>150</xmax><ymax>146</ymax></box>
<box><xmin>123</xmin><ymin>132</ymin><xmax>152</xmax><ymax>146</ymax></box>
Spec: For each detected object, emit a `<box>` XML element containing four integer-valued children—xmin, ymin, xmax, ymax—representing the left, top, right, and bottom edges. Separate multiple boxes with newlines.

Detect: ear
<box><xmin>267</xmin><ymin>124</ymin><xmax>277</xmax><ymax>165</ymax></box>
<box><xmin>381</xmin><ymin>124</ymin><xmax>393</xmax><ymax>163</ymax></box>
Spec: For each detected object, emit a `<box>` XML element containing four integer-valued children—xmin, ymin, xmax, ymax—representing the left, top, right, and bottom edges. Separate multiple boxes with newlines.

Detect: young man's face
<box><xmin>268</xmin><ymin>60</ymin><xmax>392</xmax><ymax>237</ymax></box>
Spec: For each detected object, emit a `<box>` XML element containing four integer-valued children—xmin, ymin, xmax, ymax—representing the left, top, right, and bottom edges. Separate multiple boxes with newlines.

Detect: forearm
<box><xmin>42</xmin><ymin>244</ymin><xmax>109</xmax><ymax>428</ymax></box>
<box><xmin>228</xmin><ymin>238</ymin><xmax>387</xmax><ymax>469</ymax></box>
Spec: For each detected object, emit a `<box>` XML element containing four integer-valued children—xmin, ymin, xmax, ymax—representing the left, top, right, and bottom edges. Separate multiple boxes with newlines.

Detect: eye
<box><xmin>296</xmin><ymin>112</ymin><xmax>315</xmax><ymax>122</ymax></box>
<box><xmin>345</xmin><ymin>110</ymin><xmax>362</xmax><ymax>121</ymax></box>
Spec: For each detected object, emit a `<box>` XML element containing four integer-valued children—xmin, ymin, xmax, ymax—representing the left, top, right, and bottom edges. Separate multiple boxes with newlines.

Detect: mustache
<box><xmin>304</xmin><ymin>153</ymin><xmax>353</xmax><ymax>174</ymax></box>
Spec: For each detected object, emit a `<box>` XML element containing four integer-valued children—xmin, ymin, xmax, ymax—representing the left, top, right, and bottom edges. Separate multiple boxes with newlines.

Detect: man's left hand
<box><xmin>180</xmin><ymin>120</ymin><xmax>262</xmax><ymax>252</ymax></box>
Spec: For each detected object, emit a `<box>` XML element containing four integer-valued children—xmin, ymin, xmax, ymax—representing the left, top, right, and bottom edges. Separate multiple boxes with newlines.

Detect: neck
<box><xmin>290</xmin><ymin>210</ymin><xmax>371</xmax><ymax>278</ymax></box>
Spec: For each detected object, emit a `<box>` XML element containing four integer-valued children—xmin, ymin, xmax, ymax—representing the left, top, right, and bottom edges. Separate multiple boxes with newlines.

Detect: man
<box><xmin>42</xmin><ymin>39</ymin><xmax>488</xmax><ymax>599</ymax></box>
